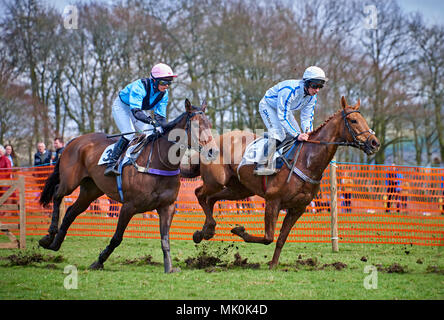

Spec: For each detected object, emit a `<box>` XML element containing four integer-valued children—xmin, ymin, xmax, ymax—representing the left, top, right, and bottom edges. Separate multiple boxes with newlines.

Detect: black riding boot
<box><xmin>104</xmin><ymin>137</ymin><xmax>129</xmax><ymax>177</ymax></box>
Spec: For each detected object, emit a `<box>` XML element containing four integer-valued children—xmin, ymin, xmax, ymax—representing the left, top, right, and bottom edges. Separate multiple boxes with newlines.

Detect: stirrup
<box><xmin>254</xmin><ymin>165</ymin><xmax>276</xmax><ymax>176</ymax></box>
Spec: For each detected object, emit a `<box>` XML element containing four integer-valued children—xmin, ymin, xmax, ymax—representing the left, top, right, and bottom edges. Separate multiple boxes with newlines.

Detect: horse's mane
<box><xmin>161</xmin><ymin>105</ymin><xmax>202</xmax><ymax>135</ymax></box>
<box><xmin>309</xmin><ymin>109</ymin><xmax>342</xmax><ymax>137</ymax></box>
<box><xmin>161</xmin><ymin>112</ymin><xmax>188</xmax><ymax>134</ymax></box>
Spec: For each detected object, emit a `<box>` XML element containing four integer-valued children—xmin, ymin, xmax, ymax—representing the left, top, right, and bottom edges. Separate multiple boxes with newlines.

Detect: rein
<box><xmin>285</xmin><ymin>109</ymin><xmax>374</xmax><ymax>185</ymax></box>
<box><xmin>156</xmin><ymin>110</ymin><xmax>207</xmax><ymax>170</ymax></box>
<box><xmin>305</xmin><ymin>110</ymin><xmax>375</xmax><ymax>149</ymax></box>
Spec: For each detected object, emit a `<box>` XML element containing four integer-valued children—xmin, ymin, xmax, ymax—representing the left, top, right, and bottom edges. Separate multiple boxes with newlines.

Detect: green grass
<box><xmin>0</xmin><ymin>235</ymin><xmax>443</xmax><ymax>300</ymax></box>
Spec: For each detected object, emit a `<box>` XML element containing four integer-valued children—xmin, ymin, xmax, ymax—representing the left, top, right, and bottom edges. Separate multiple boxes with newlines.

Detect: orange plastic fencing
<box><xmin>0</xmin><ymin>163</ymin><xmax>443</xmax><ymax>246</ymax></box>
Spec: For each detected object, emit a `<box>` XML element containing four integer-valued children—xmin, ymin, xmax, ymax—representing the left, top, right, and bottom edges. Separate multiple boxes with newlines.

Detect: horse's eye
<box><xmin>350</xmin><ymin>119</ymin><xmax>357</xmax><ymax>124</ymax></box>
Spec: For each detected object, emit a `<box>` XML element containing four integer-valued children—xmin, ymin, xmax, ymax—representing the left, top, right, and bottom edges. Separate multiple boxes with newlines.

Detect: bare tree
<box><xmin>410</xmin><ymin>16</ymin><xmax>444</xmax><ymax>162</ymax></box>
<box><xmin>357</xmin><ymin>0</ymin><xmax>414</xmax><ymax>163</ymax></box>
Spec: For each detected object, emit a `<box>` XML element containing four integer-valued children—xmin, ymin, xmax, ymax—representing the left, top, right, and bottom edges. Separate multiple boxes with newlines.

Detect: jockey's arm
<box><xmin>154</xmin><ymin>114</ymin><xmax>167</xmax><ymax>127</ymax></box>
<box><xmin>276</xmin><ymin>87</ymin><xmax>301</xmax><ymax>140</ymax></box>
<box><xmin>131</xmin><ymin>108</ymin><xmax>153</xmax><ymax>124</ymax></box>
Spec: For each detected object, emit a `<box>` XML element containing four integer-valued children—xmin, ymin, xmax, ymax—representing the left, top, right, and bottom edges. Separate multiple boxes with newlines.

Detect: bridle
<box><xmin>184</xmin><ymin>110</ymin><xmax>209</xmax><ymax>153</ymax></box>
<box><xmin>285</xmin><ymin>109</ymin><xmax>376</xmax><ymax>185</ymax></box>
<box><xmin>341</xmin><ymin>110</ymin><xmax>376</xmax><ymax>150</ymax></box>
<box><xmin>155</xmin><ymin>110</ymin><xmax>209</xmax><ymax>170</ymax></box>
<box><xmin>306</xmin><ymin>110</ymin><xmax>375</xmax><ymax>150</ymax></box>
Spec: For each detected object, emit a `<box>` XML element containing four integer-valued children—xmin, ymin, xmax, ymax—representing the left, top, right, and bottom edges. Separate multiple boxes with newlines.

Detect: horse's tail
<box><xmin>39</xmin><ymin>160</ymin><xmax>60</xmax><ymax>208</ymax></box>
<box><xmin>180</xmin><ymin>163</ymin><xmax>200</xmax><ymax>178</ymax></box>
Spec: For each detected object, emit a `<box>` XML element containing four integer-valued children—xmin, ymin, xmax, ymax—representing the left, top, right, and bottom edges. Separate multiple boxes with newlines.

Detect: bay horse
<box><xmin>38</xmin><ymin>99</ymin><xmax>218</xmax><ymax>273</ymax></box>
<box><xmin>183</xmin><ymin>96</ymin><xmax>380</xmax><ymax>268</ymax></box>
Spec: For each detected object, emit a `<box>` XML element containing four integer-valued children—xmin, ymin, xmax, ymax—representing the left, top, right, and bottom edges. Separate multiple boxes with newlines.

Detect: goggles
<box><xmin>307</xmin><ymin>79</ymin><xmax>325</xmax><ymax>89</ymax></box>
<box><xmin>310</xmin><ymin>83</ymin><xmax>324</xmax><ymax>89</ymax></box>
<box><xmin>158</xmin><ymin>79</ymin><xmax>172</xmax><ymax>86</ymax></box>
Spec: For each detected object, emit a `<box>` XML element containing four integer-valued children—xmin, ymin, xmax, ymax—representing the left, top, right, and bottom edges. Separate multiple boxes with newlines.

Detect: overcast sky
<box><xmin>45</xmin><ymin>0</ymin><xmax>444</xmax><ymax>26</ymax></box>
<box><xmin>399</xmin><ymin>0</ymin><xmax>444</xmax><ymax>24</ymax></box>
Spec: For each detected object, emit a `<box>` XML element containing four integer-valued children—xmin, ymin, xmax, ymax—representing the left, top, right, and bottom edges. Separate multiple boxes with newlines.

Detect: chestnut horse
<box><xmin>183</xmin><ymin>96</ymin><xmax>380</xmax><ymax>268</ymax></box>
<box><xmin>38</xmin><ymin>99</ymin><xmax>218</xmax><ymax>273</ymax></box>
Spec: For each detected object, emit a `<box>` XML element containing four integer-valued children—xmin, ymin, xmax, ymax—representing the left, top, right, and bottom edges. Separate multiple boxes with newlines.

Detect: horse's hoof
<box><xmin>89</xmin><ymin>261</ymin><xmax>104</xmax><ymax>270</ymax></box>
<box><xmin>47</xmin><ymin>242</ymin><xmax>61</xmax><ymax>251</ymax></box>
<box><xmin>38</xmin><ymin>234</ymin><xmax>54</xmax><ymax>249</ymax></box>
<box><xmin>203</xmin><ymin>232</ymin><xmax>215</xmax><ymax>240</ymax></box>
<box><xmin>231</xmin><ymin>226</ymin><xmax>245</xmax><ymax>236</ymax></box>
<box><xmin>193</xmin><ymin>231</ymin><xmax>203</xmax><ymax>243</ymax></box>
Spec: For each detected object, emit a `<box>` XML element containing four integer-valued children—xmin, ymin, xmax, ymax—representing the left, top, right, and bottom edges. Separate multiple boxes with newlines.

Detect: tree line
<box><xmin>0</xmin><ymin>0</ymin><xmax>442</xmax><ymax>166</ymax></box>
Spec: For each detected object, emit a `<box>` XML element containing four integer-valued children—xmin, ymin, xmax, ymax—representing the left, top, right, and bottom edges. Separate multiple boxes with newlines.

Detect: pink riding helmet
<box><xmin>151</xmin><ymin>63</ymin><xmax>177</xmax><ymax>79</ymax></box>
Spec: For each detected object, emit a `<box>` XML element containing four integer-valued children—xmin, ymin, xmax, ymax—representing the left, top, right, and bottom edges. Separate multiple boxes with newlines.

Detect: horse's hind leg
<box><xmin>269</xmin><ymin>208</ymin><xmax>304</xmax><ymax>269</ymax></box>
<box><xmin>48</xmin><ymin>179</ymin><xmax>103</xmax><ymax>251</ymax></box>
<box><xmin>39</xmin><ymin>187</ymin><xmax>63</xmax><ymax>249</ymax></box>
<box><xmin>231</xmin><ymin>199</ymin><xmax>280</xmax><ymax>245</ymax></box>
<box><xmin>89</xmin><ymin>203</ymin><xmax>135</xmax><ymax>270</ymax></box>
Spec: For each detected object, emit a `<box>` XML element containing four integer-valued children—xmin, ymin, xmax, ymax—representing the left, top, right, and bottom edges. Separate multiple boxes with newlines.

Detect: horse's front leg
<box><xmin>157</xmin><ymin>203</ymin><xmax>180</xmax><ymax>273</ymax></box>
<box><xmin>193</xmin><ymin>184</ymin><xmax>221</xmax><ymax>243</ymax></box>
<box><xmin>90</xmin><ymin>203</ymin><xmax>134</xmax><ymax>270</ymax></box>
<box><xmin>231</xmin><ymin>199</ymin><xmax>280</xmax><ymax>245</ymax></box>
<box><xmin>269</xmin><ymin>207</ymin><xmax>304</xmax><ymax>269</ymax></box>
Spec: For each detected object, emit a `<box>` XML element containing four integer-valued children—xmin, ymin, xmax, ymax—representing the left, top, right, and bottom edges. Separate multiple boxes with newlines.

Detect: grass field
<box><xmin>0</xmin><ymin>235</ymin><xmax>443</xmax><ymax>300</ymax></box>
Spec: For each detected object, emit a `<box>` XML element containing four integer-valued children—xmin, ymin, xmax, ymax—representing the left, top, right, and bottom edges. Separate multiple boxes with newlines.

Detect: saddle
<box><xmin>238</xmin><ymin>135</ymin><xmax>322</xmax><ymax>185</ymax></box>
<box><xmin>99</xmin><ymin>130</ymin><xmax>164</xmax><ymax>170</ymax></box>
<box><xmin>239</xmin><ymin>134</ymin><xmax>300</xmax><ymax>172</ymax></box>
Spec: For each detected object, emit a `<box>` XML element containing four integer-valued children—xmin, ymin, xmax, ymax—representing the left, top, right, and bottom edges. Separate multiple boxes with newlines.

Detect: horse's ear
<box><xmin>201</xmin><ymin>99</ymin><xmax>207</xmax><ymax>112</ymax></box>
<box><xmin>341</xmin><ymin>96</ymin><xmax>348</xmax><ymax>109</ymax></box>
<box><xmin>355</xmin><ymin>98</ymin><xmax>360</xmax><ymax>110</ymax></box>
<box><xmin>185</xmin><ymin>99</ymin><xmax>192</xmax><ymax>112</ymax></box>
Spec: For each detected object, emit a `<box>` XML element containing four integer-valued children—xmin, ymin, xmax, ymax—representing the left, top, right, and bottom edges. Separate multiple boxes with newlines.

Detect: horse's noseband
<box><xmin>342</xmin><ymin>110</ymin><xmax>375</xmax><ymax>150</ymax></box>
<box><xmin>185</xmin><ymin>110</ymin><xmax>207</xmax><ymax>153</ymax></box>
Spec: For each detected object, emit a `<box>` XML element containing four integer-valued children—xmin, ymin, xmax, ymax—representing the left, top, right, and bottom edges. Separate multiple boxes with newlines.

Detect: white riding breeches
<box><xmin>112</xmin><ymin>97</ymin><xmax>155</xmax><ymax>141</ymax></box>
<box><xmin>259</xmin><ymin>98</ymin><xmax>298</xmax><ymax>142</ymax></box>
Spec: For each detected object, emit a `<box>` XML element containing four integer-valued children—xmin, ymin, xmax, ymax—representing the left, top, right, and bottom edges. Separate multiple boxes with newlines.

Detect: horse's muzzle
<box><xmin>364</xmin><ymin>136</ymin><xmax>380</xmax><ymax>155</ymax></box>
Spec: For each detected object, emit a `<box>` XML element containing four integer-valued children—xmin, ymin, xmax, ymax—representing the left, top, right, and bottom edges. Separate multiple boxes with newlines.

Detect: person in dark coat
<box><xmin>34</xmin><ymin>142</ymin><xmax>51</xmax><ymax>166</ymax></box>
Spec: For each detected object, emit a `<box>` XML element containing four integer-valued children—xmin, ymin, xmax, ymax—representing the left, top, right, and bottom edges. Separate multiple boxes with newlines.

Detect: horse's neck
<box><xmin>142</xmin><ymin>116</ymin><xmax>188</xmax><ymax>170</ymax></box>
<box><xmin>300</xmin><ymin>116</ymin><xmax>342</xmax><ymax>179</ymax></box>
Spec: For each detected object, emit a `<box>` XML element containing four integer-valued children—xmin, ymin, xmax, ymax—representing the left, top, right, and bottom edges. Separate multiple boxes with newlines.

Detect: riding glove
<box><xmin>131</xmin><ymin>108</ymin><xmax>153</xmax><ymax>124</ymax></box>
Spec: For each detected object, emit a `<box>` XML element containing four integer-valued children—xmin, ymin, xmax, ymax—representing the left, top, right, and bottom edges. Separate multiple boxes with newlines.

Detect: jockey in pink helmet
<box><xmin>104</xmin><ymin>63</ymin><xmax>177</xmax><ymax>176</ymax></box>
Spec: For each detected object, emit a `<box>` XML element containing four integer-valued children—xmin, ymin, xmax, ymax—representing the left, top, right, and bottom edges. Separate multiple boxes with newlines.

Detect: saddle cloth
<box><xmin>239</xmin><ymin>134</ymin><xmax>298</xmax><ymax>169</ymax></box>
<box><xmin>98</xmin><ymin>135</ymin><xmax>147</xmax><ymax>166</ymax></box>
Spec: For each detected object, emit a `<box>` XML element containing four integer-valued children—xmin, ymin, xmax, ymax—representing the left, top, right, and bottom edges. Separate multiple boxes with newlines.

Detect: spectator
<box><xmin>385</xmin><ymin>163</ymin><xmax>403</xmax><ymax>213</ymax></box>
<box><xmin>52</xmin><ymin>137</ymin><xmax>65</xmax><ymax>164</ymax></box>
<box><xmin>431</xmin><ymin>157</ymin><xmax>443</xmax><ymax>215</ymax></box>
<box><xmin>0</xmin><ymin>144</ymin><xmax>12</xmax><ymax>172</ymax></box>
<box><xmin>341</xmin><ymin>172</ymin><xmax>354</xmax><ymax>213</ymax></box>
<box><xmin>34</xmin><ymin>142</ymin><xmax>52</xmax><ymax>166</ymax></box>
<box><xmin>0</xmin><ymin>145</ymin><xmax>13</xmax><ymax>214</ymax></box>
<box><xmin>4</xmin><ymin>144</ymin><xmax>16</xmax><ymax>167</ymax></box>
<box><xmin>399</xmin><ymin>181</ymin><xmax>410</xmax><ymax>213</ymax></box>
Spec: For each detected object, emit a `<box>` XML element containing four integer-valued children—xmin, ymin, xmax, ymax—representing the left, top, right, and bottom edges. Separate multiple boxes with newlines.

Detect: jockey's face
<box><xmin>158</xmin><ymin>83</ymin><xmax>169</xmax><ymax>92</ymax></box>
<box><xmin>307</xmin><ymin>86</ymin><xmax>320</xmax><ymax>96</ymax></box>
<box><xmin>156</xmin><ymin>78</ymin><xmax>172</xmax><ymax>92</ymax></box>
